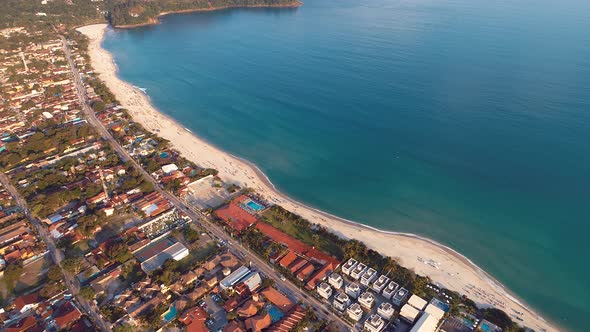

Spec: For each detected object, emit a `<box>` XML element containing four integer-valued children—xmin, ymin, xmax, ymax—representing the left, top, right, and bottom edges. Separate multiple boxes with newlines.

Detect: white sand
<box><xmin>78</xmin><ymin>23</ymin><xmax>559</xmax><ymax>332</ymax></box>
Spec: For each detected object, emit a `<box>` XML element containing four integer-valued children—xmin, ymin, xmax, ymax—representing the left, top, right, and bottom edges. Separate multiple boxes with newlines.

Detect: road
<box><xmin>0</xmin><ymin>172</ymin><xmax>111</xmax><ymax>332</ymax></box>
<box><xmin>61</xmin><ymin>37</ymin><xmax>351</xmax><ymax>331</ymax></box>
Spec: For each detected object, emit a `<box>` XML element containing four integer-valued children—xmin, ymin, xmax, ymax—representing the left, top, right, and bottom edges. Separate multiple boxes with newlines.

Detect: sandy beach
<box><xmin>78</xmin><ymin>23</ymin><xmax>559</xmax><ymax>332</ymax></box>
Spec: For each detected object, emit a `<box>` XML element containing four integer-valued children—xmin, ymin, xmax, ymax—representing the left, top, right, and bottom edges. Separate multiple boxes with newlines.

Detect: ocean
<box><xmin>102</xmin><ymin>0</ymin><xmax>590</xmax><ymax>330</ymax></box>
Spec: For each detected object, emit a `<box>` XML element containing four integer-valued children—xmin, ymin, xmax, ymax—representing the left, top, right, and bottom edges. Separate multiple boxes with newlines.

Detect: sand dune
<box><xmin>77</xmin><ymin>23</ymin><xmax>558</xmax><ymax>332</ymax></box>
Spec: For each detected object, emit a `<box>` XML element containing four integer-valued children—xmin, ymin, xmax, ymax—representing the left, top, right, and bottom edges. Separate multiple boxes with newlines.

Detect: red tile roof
<box><xmin>245</xmin><ymin>313</ymin><xmax>272</xmax><ymax>332</ymax></box>
<box><xmin>255</xmin><ymin>222</ymin><xmax>340</xmax><ymax>267</ymax></box>
<box><xmin>215</xmin><ymin>199</ymin><xmax>258</xmax><ymax>232</ymax></box>
<box><xmin>53</xmin><ymin>301</ymin><xmax>82</xmax><ymax>329</ymax></box>
<box><xmin>179</xmin><ymin>306</ymin><xmax>209</xmax><ymax>332</ymax></box>
<box><xmin>278</xmin><ymin>251</ymin><xmax>299</xmax><ymax>268</ymax></box>
<box><xmin>14</xmin><ymin>292</ymin><xmax>40</xmax><ymax>311</ymax></box>
<box><xmin>260</xmin><ymin>287</ymin><xmax>294</xmax><ymax>312</ymax></box>
<box><xmin>5</xmin><ymin>315</ymin><xmax>37</xmax><ymax>332</ymax></box>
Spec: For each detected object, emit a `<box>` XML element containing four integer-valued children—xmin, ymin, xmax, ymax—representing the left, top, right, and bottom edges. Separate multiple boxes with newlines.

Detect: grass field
<box><xmin>0</xmin><ymin>254</ymin><xmax>52</xmax><ymax>304</ymax></box>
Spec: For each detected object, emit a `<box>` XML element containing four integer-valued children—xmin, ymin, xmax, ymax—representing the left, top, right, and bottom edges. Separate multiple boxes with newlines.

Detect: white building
<box><xmin>364</xmin><ymin>314</ymin><xmax>386</xmax><ymax>332</ymax></box>
<box><xmin>220</xmin><ymin>266</ymin><xmax>251</xmax><ymax>289</ymax></box>
<box><xmin>372</xmin><ymin>275</ymin><xmax>390</xmax><ymax>293</ymax></box>
<box><xmin>350</xmin><ymin>262</ymin><xmax>367</xmax><ymax>280</ymax></box>
<box><xmin>345</xmin><ymin>282</ymin><xmax>361</xmax><ymax>298</ymax></box>
<box><xmin>400</xmin><ymin>304</ymin><xmax>421</xmax><ymax>323</ymax></box>
<box><xmin>358</xmin><ymin>291</ymin><xmax>375</xmax><ymax>309</ymax></box>
<box><xmin>161</xmin><ymin>163</ymin><xmax>178</xmax><ymax>174</ymax></box>
<box><xmin>333</xmin><ymin>292</ymin><xmax>351</xmax><ymax>311</ymax></box>
<box><xmin>341</xmin><ymin>258</ymin><xmax>358</xmax><ymax>276</ymax></box>
<box><xmin>328</xmin><ymin>273</ymin><xmax>344</xmax><ymax>289</ymax></box>
<box><xmin>317</xmin><ymin>282</ymin><xmax>333</xmax><ymax>300</ymax></box>
<box><xmin>360</xmin><ymin>268</ymin><xmax>377</xmax><ymax>286</ymax></box>
<box><xmin>392</xmin><ymin>287</ymin><xmax>409</xmax><ymax>306</ymax></box>
<box><xmin>424</xmin><ymin>303</ymin><xmax>445</xmax><ymax>321</ymax></box>
<box><xmin>407</xmin><ymin>294</ymin><xmax>428</xmax><ymax>311</ymax></box>
<box><xmin>409</xmin><ymin>312</ymin><xmax>439</xmax><ymax>332</ymax></box>
<box><xmin>346</xmin><ymin>303</ymin><xmax>363</xmax><ymax>322</ymax></box>
<box><xmin>377</xmin><ymin>302</ymin><xmax>395</xmax><ymax>320</ymax></box>
<box><xmin>382</xmin><ymin>281</ymin><xmax>399</xmax><ymax>299</ymax></box>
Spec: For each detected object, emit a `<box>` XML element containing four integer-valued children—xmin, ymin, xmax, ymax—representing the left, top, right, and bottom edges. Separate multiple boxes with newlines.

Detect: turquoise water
<box><xmin>163</xmin><ymin>305</ymin><xmax>177</xmax><ymax>322</ymax></box>
<box><xmin>268</xmin><ymin>304</ymin><xmax>285</xmax><ymax>322</ymax></box>
<box><xmin>246</xmin><ymin>200</ymin><xmax>265</xmax><ymax>211</ymax></box>
<box><xmin>102</xmin><ymin>0</ymin><xmax>590</xmax><ymax>330</ymax></box>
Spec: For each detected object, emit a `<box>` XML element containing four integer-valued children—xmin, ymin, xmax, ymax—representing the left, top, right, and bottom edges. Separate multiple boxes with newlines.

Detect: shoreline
<box><xmin>77</xmin><ymin>23</ymin><xmax>561</xmax><ymax>332</ymax></box>
<box><xmin>113</xmin><ymin>2</ymin><xmax>303</xmax><ymax>29</ymax></box>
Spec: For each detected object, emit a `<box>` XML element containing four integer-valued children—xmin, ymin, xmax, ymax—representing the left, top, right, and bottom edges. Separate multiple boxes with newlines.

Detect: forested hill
<box><xmin>0</xmin><ymin>0</ymin><xmax>301</xmax><ymax>30</ymax></box>
<box><xmin>109</xmin><ymin>0</ymin><xmax>302</xmax><ymax>27</ymax></box>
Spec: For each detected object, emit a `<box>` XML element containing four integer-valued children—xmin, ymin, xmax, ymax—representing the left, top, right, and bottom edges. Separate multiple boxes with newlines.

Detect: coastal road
<box><xmin>62</xmin><ymin>36</ymin><xmax>351</xmax><ymax>331</ymax></box>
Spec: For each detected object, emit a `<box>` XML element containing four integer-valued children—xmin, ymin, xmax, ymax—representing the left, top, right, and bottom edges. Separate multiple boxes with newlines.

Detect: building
<box><xmin>345</xmin><ymin>282</ymin><xmax>361</xmax><ymax>298</ymax></box>
<box><xmin>241</xmin><ymin>272</ymin><xmax>263</xmax><ymax>292</ymax></box>
<box><xmin>358</xmin><ymin>291</ymin><xmax>376</xmax><ymax>309</ymax></box>
<box><xmin>360</xmin><ymin>268</ymin><xmax>377</xmax><ymax>286</ymax></box>
<box><xmin>382</xmin><ymin>281</ymin><xmax>399</xmax><ymax>299</ymax></box>
<box><xmin>14</xmin><ymin>292</ymin><xmax>40</xmax><ymax>313</ymax></box>
<box><xmin>317</xmin><ymin>282</ymin><xmax>333</xmax><ymax>300</ymax></box>
<box><xmin>477</xmin><ymin>319</ymin><xmax>502</xmax><ymax>332</ymax></box>
<box><xmin>392</xmin><ymin>287</ymin><xmax>409</xmax><ymax>306</ymax></box>
<box><xmin>400</xmin><ymin>304</ymin><xmax>420</xmax><ymax>323</ymax></box>
<box><xmin>424</xmin><ymin>302</ymin><xmax>445</xmax><ymax>321</ymax></box>
<box><xmin>364</xmin><ymin>314</ymin><xmax>386</xmax><ymax>332</ymax></box>
<box><xmin>135</xmin><ymin>237</ymin><xmax>190</xmax><ymax>273</ymax></box>
<box><xmin>220</xmin><ymin>266</ymin><xmax>251</xmax><ymax>289</ymax></box>
<box><xmin>377</xmin><ymin>302</ymin><xmax>395</xmax><ymax>320</ymax></box>
<box><xmin>53</xmin><ymin>301</ymin><xmax>82</xmax><ymax>330</ymax></box>
<box><xmin>372</xmin><ymin>275</ymin><xmax>390</xmax><ymax>293</ymax></box>
<box><xmin>346</xmin><ymin>303</ymin><xmax>363</xmax><ymax>322</ymax></box>
<box><xmin>409</xmin><ymin>312</ymin><xmax>440</xmax><ymax>332</ymax></box>
<box><xmin>341</xmin><ymin>258</ymin><xmax>358</xmax><ymax>276</ymax></box>
<box><xmin>350</xmin><ymin>262</ymin><xmax>367</xmax><ymax>280</ymax></box>
<box><xmin>179</xmin><ymin>306</ymin><xmax>209</xmax><ymax>332</ymax></box>
<box><xmin>332</xmin><ymin>292</ymin><xmax>351</xmax><ymax>311</ymax></box>
<box><xmin>328</xmin><ymin>272</ymin><xmax>344</xmax><ymax>289</ymax></box>
<box><xmin>407</xmin><ymin>294</ymin><xmax>427</xmax><ymax>311</ymax></box>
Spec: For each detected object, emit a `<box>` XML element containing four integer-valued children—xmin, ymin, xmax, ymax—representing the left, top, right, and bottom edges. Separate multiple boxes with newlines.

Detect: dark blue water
<box><xmin>102</xmin><ymin>0</ymin><xmax>590</xmax><ymax>330</ymax></box>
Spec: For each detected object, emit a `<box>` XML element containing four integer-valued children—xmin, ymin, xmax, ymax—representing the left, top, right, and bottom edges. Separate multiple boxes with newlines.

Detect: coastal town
<box><xmin>0</xmin><ymin>2</ymin><xmax>558</xmax><ymax>332</ymax></box>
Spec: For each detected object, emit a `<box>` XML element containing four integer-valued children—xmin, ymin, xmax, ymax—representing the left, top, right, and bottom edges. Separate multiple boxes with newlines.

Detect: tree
<box><xmin>47</xmin><ymin>265</ymin><xmax>63</xmax><ymax>282</ymax></box>
<box><xmin>113</xmin><ymin>324</ymin><xmax>135</xmax><ymax>332</ymax></box>
<box><xmin>2</xmin><ymin>263</ymin><xmax>23</xmax><ymax>293</ymax></box>
<box><xmin>62</xmin><ymin>256</ymin><xmax>83</xmax><ymax>275</ymax></box>
<box><xmin>106</xmin><ymin>242</ymin><xmax>132</xmax><ymax>263</ymax></box>
<box><xmin>79</xmin><ymin>286</ymin><xmax>95</xmax><ymax>300</ymax></box>
<box><xmin>183</xmin><ymin>226</ymin><xmax>200</xmax><ymax>243</ymax></box>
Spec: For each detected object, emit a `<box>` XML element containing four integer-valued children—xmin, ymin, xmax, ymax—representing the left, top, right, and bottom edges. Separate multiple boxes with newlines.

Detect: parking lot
<box><xmin>201</xmin><ymin>294</ymin><xmax>228</xmax><ymax>332</ymax></box>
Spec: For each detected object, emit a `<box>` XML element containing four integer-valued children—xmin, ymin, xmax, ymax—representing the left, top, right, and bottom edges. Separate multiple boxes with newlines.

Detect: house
<box><xmin>266</xmin><ymin>305</ymin><xmax>306</xmax><ymax>332</ymax></box>
<box><xmin>392</xmin><ymin>287</ymin><xmax>409</xmax><ymax>306</ymax></box>
<box><xmin>237</xmin><ymin>299</ymin><xmax>262</xmax><ymax>318</ymax></box>
<box><xmin>14</xmin><ymin>291</ymin><xmax>40</xmax><ymax>313</ymax></box>
<box><xmin>179</xmin><ymin>306</ymin><xmax>209</xmax><ymax>332</ymax></box>
<box><xmin>317</xmin><ymin>282</ymin><xmax>333</xmax><ymax>300</ymax></box>
<box><xmin>260</xmin><ymin>287</ymin><xmax>294</xmax><ymax>312</ymax></box>
<box><xmin>360</xmin><ymin>268</ymin><xmax>377</xmax><ymax>286</ymax></box>
<box><xmin>53</xmin><ymin>301</ymin><xmax>82</xmax><ymax>330</ymax></box>
<box><xmin>224</xmin><ymin>320</ymin><xmax>247</xmax><ymax>332</ymax></box>
<box><xmin>382</xmin><ymin>281</ymin><xmax>399</xmax><ymax>299</ymax></box>
<box><xmin>350</xmin><ymin>262</ymin><xmax>367</xmax><ymax>280</ymax></box>
<box><xmin>364</xmin><ymin>314</ymin><xmax>386</xmax><ymax>332</ymax></box>
<box><xmin>5</xmin><ymin>315</ymin><xmax>37</xmax><ymax>332</ymax></box>
<box><xmin>372</xmin><ymin>275</ymin><xmax>390</xmax><ymax>293</ymax></box>
<box><xmin>346</xmin><ymin>303</ymin><xmax>363</xmax><ymax>322</ymax></box>
<box><xmin>241</xmin><ymin>272</ymin><xmax>262</xmax><ymax>292</ymax></box>
<box><xmin>424</xmin><ymin>302</ymin><xmax>446</xmax><ymax>321</ymax></box>
<box><xmin>332</xmin><ymin>292</ymin><xmax>350</xmax><ymax>311</ymax></box>
<box><xmin>244</xmin><ymin>313</ymin><xmax>272</xmax><ymax>332</ymax></box>
<box><xmin>341</xmin><ymin>258</ymin><xmax>358</xmax><ymax>276</ymax></box>
<box><xmin>328</xmin><ymin>272</ymin><xmax>343</xmax><ymax>289</ymax></box>
<box><xmin>358</xmin><ymin>291</ymin><xmax>375</xmax><ymax>309</ymax></box>
<box><xmin>377</xmin><ymin>302</ymin><xmax>395</xmax><ymax>320</ymax></box>
<box><xmin>345</xmin><ymin>282</ymin><xmax>361</xmax><ymax>299</ymax></box>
